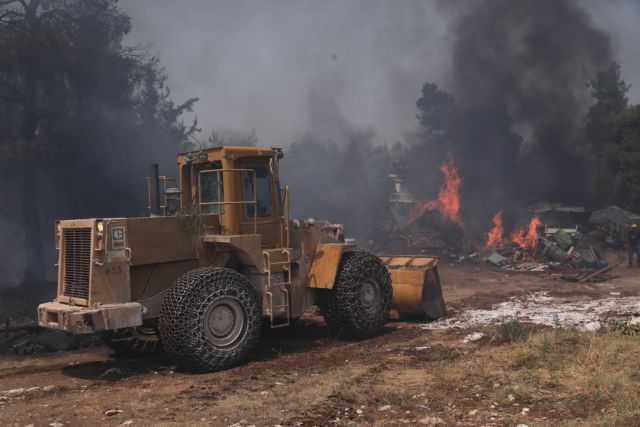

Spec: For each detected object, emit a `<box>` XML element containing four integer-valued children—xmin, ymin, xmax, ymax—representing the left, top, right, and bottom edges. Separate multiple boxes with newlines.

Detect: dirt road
<box><xmin>1</xmin><ymin>261</ymin><xmax>639</xmax><ymax>426</ymax></box>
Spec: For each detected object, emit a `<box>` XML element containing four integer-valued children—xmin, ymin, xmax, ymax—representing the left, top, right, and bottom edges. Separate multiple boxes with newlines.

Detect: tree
<box><xmin>599</xmin><ymin>106</ymin><xmax>640</xmax><ymax>210</ymax></box>
<box><xmin>0</xmin><ymin>0</ymin><xmax>197</xmax><ymax>286</ymax></box>
<box><xmin>416</xmin><ymin>82</ymin><xmax>456</xmax><ymax>135</ymax></box>
<box><xmin>585</xmin><ymin>63</ymin><xmax>634</xmax><ymax>206</ymax></box>
<box><xmin>207</xmin><ymin>128</ymin><xmax>258</xmax><ymax>147</ymax></box>
<box><xmin>585</xmin><ymin>62</ymin><xmax>630</xmax><ymax>154</ymax></box>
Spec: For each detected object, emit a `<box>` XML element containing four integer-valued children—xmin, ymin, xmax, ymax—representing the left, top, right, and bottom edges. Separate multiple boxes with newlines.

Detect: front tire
<box><xmin>159</xmin><ymin>267</ymin><xmax>262</xmax><ymax>372</ymax></box>
<box><xmin>319</xmin><ymin>249</ymin><xmax>392</xmax><ymax>339</ymax></box>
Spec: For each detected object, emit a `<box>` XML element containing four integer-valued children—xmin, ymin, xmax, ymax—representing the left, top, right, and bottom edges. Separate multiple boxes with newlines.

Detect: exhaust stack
<box><xmin>148</xmin><ymin>163</ymin><xmax>161</xmax><ymax>217</ymax></box>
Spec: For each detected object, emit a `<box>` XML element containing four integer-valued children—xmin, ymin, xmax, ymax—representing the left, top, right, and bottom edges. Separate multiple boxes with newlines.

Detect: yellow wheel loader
<box><xmin>38</xmin><ymin>146</ymin><xmax>445</xmax><ymax>372</ymax></box>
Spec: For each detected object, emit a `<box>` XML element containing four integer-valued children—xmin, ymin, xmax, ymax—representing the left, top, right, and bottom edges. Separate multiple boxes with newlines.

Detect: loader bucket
<box><xmin>379</xmin><ymin>255</ymin><xmax>446</xmax><ymax>321</ymax></box>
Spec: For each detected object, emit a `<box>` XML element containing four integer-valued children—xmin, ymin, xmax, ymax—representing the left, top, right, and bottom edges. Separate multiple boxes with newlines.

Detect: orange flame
<box><xmin>510</xmin><ymin>216</ymin><xmax>542</xmax><ymax>250</ymax></box>
<box><xmin>485</xmin><ymin>210</ymin><xmax>504</xmax><ymax>248</ymax></box>
<box><xmin>408</xmin><ymin>154</ymin><xmax>463</xmax><ymax>226</ymax></box>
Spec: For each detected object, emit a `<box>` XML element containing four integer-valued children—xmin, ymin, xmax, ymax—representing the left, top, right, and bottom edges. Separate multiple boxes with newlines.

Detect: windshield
<box><xmin>197</xmin><ymin>161</ymin><xmax>224</xmax><ymax>214</ymax></box>
<box><xmin>242</xmin><ymin>164</ymin><xmax>273</xmax><ymax>217</ymax></box>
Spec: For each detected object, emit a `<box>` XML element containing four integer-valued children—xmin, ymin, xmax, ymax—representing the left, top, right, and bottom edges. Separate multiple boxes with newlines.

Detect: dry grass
<box><xmin>3</xmin><ymin>324</ymin><xmax>640</xmax><ymax>426</ymax></box>
<box><xmin>324</xmin><ymin>326</ymin><xmax>640</xmax><ymax>425</ymax></box>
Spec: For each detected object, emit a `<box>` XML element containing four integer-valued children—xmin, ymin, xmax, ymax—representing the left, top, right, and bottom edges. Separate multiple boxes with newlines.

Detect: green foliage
<box><xmin>416</xmin><ymin>82</ymin><xmax>456</xmax><ymax>133</ymax></box>
<box><xmin>586</xmin><ymin>62</ymin><xmax>630</xmax><ymax>154</ymax></box>
<box><xmin>605</xmin><ymin>318</ymin><xmax>640</xmax><ymax>336</ymax></box>
<box><xmin>585</xmin><ymin>61</ymin><xmax>640</xmax><ymax>211</ymax></box>
<box><xmin>595</xmin><ymin>105</ymin><xmax>640</xmax><ymax>211</ymax></box>
<box><xmin>0</xmin><ymin>0</ymin><xmax>198</xmax><ymax>282</ymax></box>
<box><xmin>497</xmin><ymin>314</ymin><xmax>530</xmax><ymax>343</ymax></box>
<box><xmin>410</xmin><ymin>82</ymin><xmax>522</xmax><ymax>232</ymax></box>
<box><xmin>207</xmin><ymin>128</ymin><xmax>258</xmax><ymax>147</ymax></box>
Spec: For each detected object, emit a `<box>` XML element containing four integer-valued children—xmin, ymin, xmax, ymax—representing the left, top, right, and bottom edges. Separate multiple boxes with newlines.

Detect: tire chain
<box><xmin>159</xmin><ymin>267</ymin><xmax>262</xmax><ymax>372</ymax></box>
<box><xmin>319</xmin><ymin>249</ymin><xmax>392</xmax><ymax>339</ymax></box>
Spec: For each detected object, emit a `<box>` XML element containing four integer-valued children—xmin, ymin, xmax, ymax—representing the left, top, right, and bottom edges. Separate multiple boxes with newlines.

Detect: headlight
<box><xmin>97</xmin><ymin>221</ymin><xmax>104</xmax><ymax>232</ymax></box>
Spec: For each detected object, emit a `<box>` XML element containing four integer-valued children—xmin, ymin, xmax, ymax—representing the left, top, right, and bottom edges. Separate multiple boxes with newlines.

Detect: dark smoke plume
<box><xmin>448</xmin><ymin>0</ymin><xmax>612</xmax><ymax>203</ymax></box>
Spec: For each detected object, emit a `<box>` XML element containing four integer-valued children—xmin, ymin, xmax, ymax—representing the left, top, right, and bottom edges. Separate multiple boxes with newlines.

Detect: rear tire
<box><xmin>159</xmin><ymin>267</ymin><xmax>262</xmax><ymax>372</ymax></box>
<box><xmin>319</xmin><ymin>249</ymin><xmax>392</xmax><ymax>339</ymax></box>
<box><xmin>103</xmin><ymin>325</ymin><xmax>163</xmax><ymax>357</ymax></box>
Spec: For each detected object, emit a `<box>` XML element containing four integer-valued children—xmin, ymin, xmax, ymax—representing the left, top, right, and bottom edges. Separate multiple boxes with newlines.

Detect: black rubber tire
<box><xmin>159</xmin><ymin>267</ymin><xmax>262</xmax><ymax>372</ymax></box>
<box><xmin>319</xmin><ymin>249</ymin><xmax>392</xmax><ymax>339</ymax></box>
<box><xmin>103</xmin><ymin>326</ymin><xmax>163</xmax><ymax>357</ymax></box>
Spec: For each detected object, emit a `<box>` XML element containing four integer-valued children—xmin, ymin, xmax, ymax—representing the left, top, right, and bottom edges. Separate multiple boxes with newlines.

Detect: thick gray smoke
<box><xmin>446</xmin><ymin>0</ymin><xmax>613</xmax><ymax>202</ymax></box>
<box><xmin>120</xmin><ymin>0</ymin><xmax>450</xmax><ymax>146</ymax></box>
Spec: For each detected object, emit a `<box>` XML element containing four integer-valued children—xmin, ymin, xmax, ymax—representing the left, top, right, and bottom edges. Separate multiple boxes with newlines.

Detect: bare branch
<box><xmin>0</xmin><ymin>10</ymin><xmax>22</xmax><ymax>21</ymax></box>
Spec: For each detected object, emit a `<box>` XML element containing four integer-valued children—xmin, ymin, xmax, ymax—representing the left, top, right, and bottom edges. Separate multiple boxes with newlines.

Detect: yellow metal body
<box><xmin>39</xmin><ymin>145</ymin><xmax>445</xmax><ymax>334</ymax></box>
<box><xmin>380</xmin><ymin>255</ymin><xmax>445</xmax><ymax>320</ymax></box>
<box><xmin>308</xmin><ymin>243</ymin><xmax>352</xmax><ymax>288</ymax></box>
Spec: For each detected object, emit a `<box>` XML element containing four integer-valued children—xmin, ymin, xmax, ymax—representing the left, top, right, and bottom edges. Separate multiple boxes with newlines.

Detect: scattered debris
<box><xmin>481</xmin><ymin>211</ymin><xmax>621</xmax><ymax>281</ymax></box>
<box><xmin>0</xmin><ymin>319</ymin><xmax>102</xmax><ymax>355</ymax></box>
<box><xmin>577</xmin><ymin>261</ymin><xmax>623</xmax><ymax>283</ymax></box>
<box><xmin>105</xmin><ymin>409</ymin><xmax>124</xmax><ymax>417</ymax></box>
<box><xmin>502</xmin><ymin>262</ymin><xmax>549</xmax><ymax>272</ymax></box>
<box><xmin>487</xmin><ymin>251</ymin><xmax>508</xmax><ymax>267</ymax></box>
<box><xmin>588</xmin><ymin>205</ymin><xmax>640</xmax><ymax>247</ymax></box>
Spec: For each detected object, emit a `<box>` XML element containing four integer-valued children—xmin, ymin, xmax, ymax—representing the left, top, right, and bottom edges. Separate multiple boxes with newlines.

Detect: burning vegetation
<box><xmin>407</xmin><ymin>154</ymin><xmax>463</xmax><ymax>227</ymax></box>
<box><xmin>485</xmin><ymin>210</ymin><xmax>504</xmax><ymax>249</ymax></box>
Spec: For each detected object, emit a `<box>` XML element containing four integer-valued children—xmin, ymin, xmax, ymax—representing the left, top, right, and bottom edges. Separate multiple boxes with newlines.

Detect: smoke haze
<box><xmin>2</xmin><ymin>0</ymin><xmax>640</xmax><ymax>288</ymax></box>
<box><xmin>447</xmin><ymin>0</ymin><xmax>612</xmax><ymax>202</ymax></box>
<box><xmin>121</xmin><ymin>0</ymin><xmax>640</xmax><ymax>148</ymax></box>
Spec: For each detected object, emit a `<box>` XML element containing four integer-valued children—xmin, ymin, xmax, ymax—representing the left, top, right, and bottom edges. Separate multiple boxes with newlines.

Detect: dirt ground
<box><xmin>2</xmin><ymin>259</ymin><xmax>640</xmax><ymax>427</ymax></box>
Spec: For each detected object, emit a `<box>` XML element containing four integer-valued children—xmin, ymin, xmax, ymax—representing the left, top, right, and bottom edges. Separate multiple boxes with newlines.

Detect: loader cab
<box><xmin>176</xmin><ymin>146</ymin><xmax>288</xmax><ymax>247</ymax></box>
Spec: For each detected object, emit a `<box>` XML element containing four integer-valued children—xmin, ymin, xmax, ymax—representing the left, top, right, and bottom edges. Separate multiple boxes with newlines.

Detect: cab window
<box><xmin>197</xmin><ymin>162</ymin><xmax>224</xmax><ymax>214</ymax></box>
<box><xmin>242</xmin><ymin>165</ymin><xmax>273</xmax><ymax>217</ymax></box>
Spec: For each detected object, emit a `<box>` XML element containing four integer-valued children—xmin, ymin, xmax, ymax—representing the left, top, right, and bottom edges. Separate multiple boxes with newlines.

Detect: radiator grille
<box><xmin>62</xmin><ymin>227</ymin><xmax>92</xmax><ymax>301</ymax></box>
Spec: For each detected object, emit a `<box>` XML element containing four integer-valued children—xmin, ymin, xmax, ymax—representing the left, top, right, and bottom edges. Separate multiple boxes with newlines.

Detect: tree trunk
<box><xmin>20</xmin><ymin>153</ymin><xmax>45</xmax><ymax>284</ymax></box>
<box><xmin>19</xmin><ymin>59</ymin><xmax>45</xmax><ymax>284</ymax></box>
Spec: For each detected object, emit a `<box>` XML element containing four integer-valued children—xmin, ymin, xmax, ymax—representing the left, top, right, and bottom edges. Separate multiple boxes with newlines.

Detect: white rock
<box><xmin>462</xmin><ymin>332</ymin><xmax>485</xmax><ymax>343</ymax></box>
<box><xmin>49</xmin><ymin>423</ymin><xmax>64</xmax><ymax>427</ymax></box>
<box><xmin>418</xmin><ymin>416</ymin><xmax>445</xmax><ymax>425</ymax></box>
<box><xmin>378</xmin><ymin>405</ymin><xmax>392</xmax><ymax>411</ymax></box>
<box><xmin>118</xmin><ymin>421</ymin><xmax>134</xmax><ymax>426</ymax></box>
<box><xmin>578</xmin><ymin>321</ymin><xmax>601</xmax><ymax>332</ymax></box>
<box><xmin>468</xmin><ymin>409</ymin><xmax>478</xmax><ymax>415</ymax></box>
<box><xmin>507</xmin><ymin>394</ymin><xmax>515</xmax><ymax>402</ymax></box>
<box><xmin>105</xmin><ymin>409</ymin><xmax>124</xmax><ymax>417</ymax></box>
